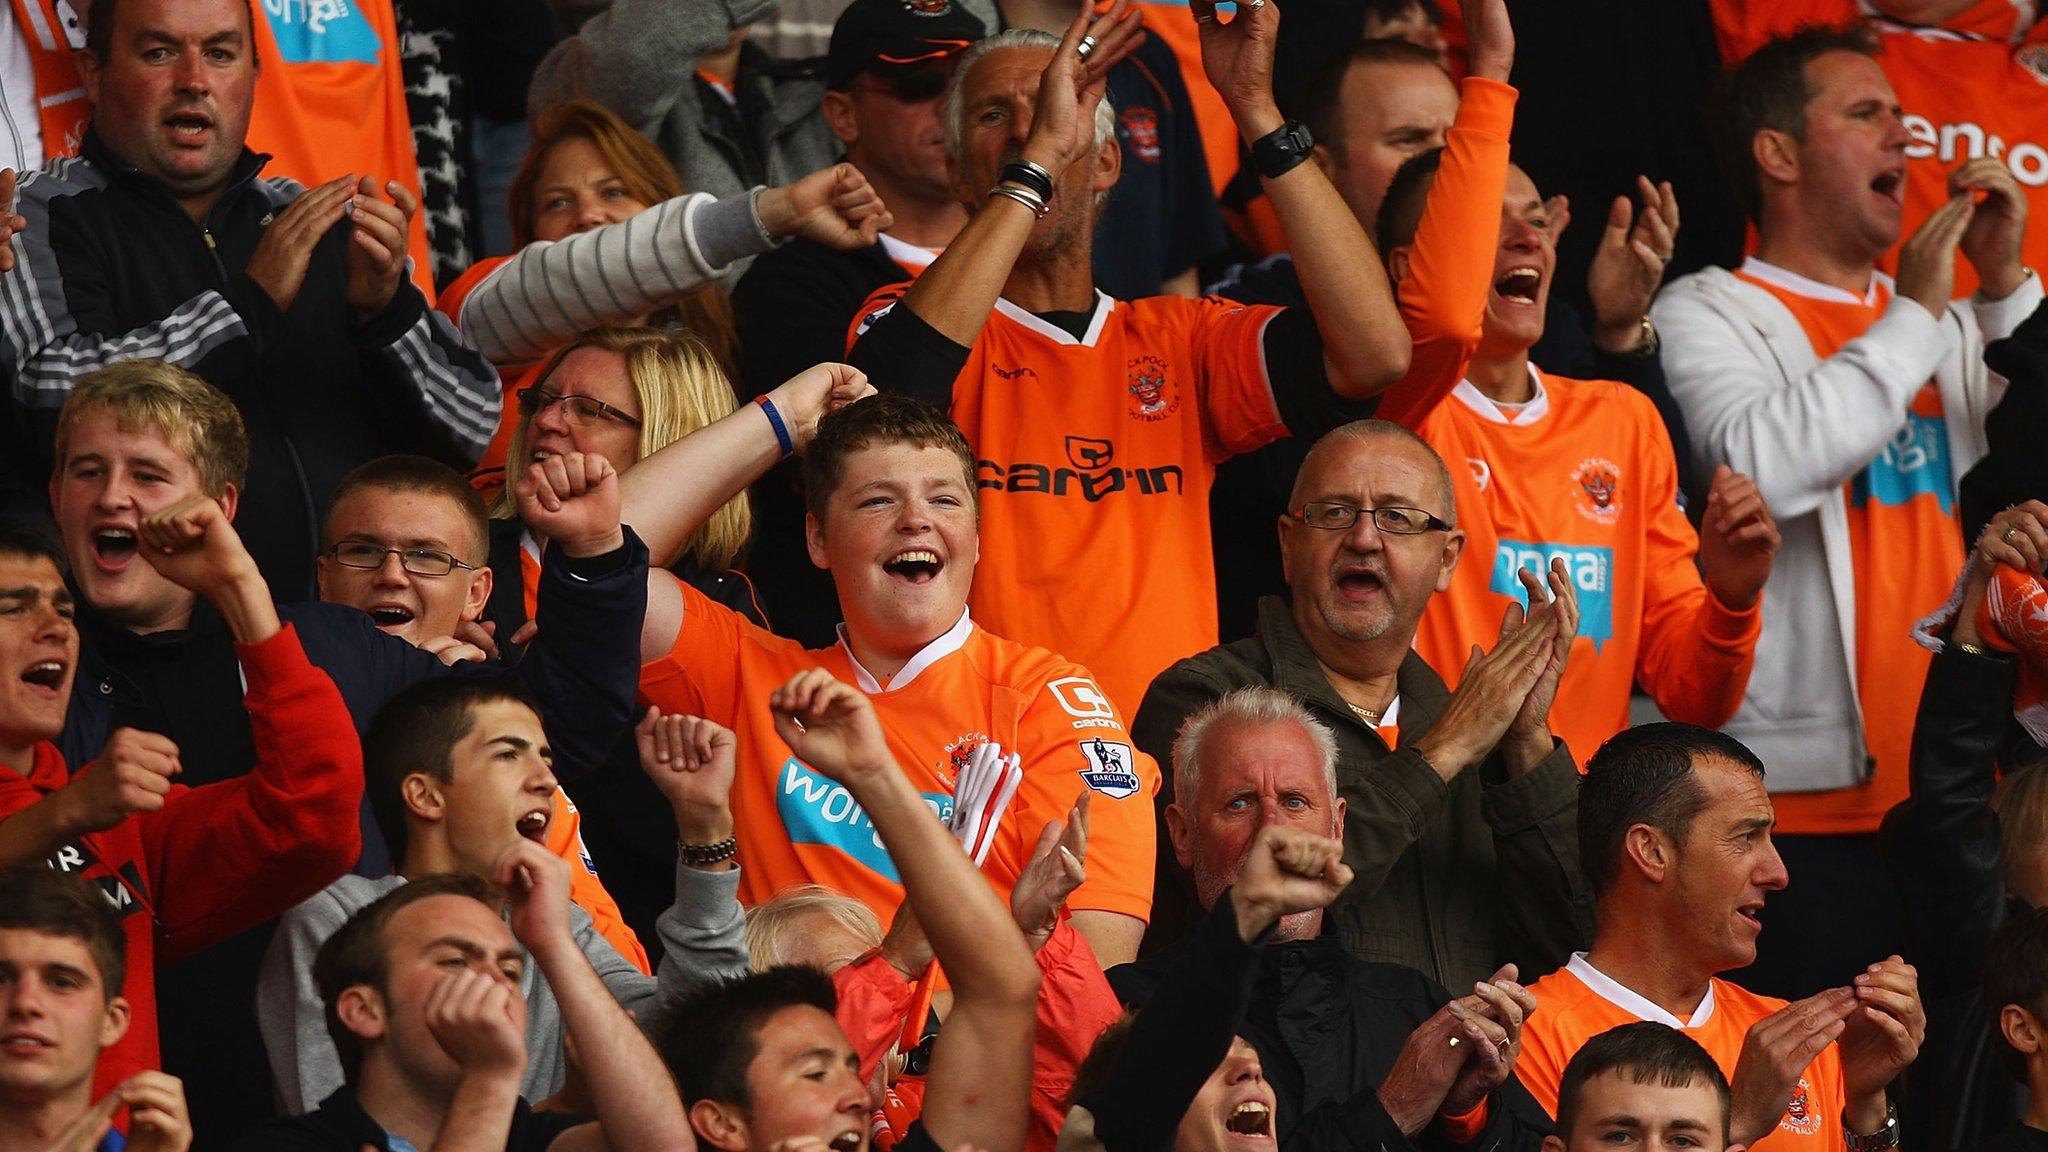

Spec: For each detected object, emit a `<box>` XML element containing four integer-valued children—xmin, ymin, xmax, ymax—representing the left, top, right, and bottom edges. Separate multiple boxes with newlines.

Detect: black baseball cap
<box><xmin>826</xmin><ymin>0</ymin><xmax>987</xmax><ymax>90</ymax></box>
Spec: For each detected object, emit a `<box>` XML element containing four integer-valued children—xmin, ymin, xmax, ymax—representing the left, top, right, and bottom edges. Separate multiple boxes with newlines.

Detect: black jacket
<box><xmin>2</xmin><ymin>132</ymin><xmax>499</xmax><ymax>601</ymax></box>
<box><xmin>1880</xmin><ymin>641</ymin><xmax>2035</xmax><ymax>1152</ymax></box>
<box><xmin>1084</xmin><ymin>891</ymin><xmax>1416</xmax><ymax>1152</ymax></box>
<box><xmin>1109</xmin><ymin>923</ymin><xmax>1553</xmax><ymax>1152</ymax></box>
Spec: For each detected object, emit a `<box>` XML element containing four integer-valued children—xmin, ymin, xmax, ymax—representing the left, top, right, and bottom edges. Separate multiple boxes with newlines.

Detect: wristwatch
<box><xmin>1843</xmin><ymin>1103</ymin><xmax>1900</xmax><ymax>1152</ymax></box>
<box><xmin>1249</xmin><ymin>121</ymin><xmax>1315</xmax><ymax>181</ymax></box>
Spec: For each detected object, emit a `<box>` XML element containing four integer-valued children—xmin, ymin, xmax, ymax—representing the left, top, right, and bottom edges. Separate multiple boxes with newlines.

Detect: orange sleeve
<box><xmin>1027</xmin><ymin>920</ymin><xmax>1125</xmax><ymax>1152</ymax></box>
<box><xmin>637</xmin><ymin>575</ymin><xmax>749</xmax><ymax>724</ymax></box>
<box><xmin>833</xmin><ymin>951</ymin><xmax>921</xmax><ymax>1084</ymax></box>
<box><xmin>1629</xmin><ymin>396</ymin><xmax>1762</xmax><ymax>729</ymax></box>
<box><xmin>550</xmin><ymin>789</ymin><xmax>651</xmax><ymax>973</ymax></box>
<box><xmin>1013</xmin><ymin>671</ymin><xmax>1160</xmax><ymax>922</ymax></box>
<box><xmin>1374</xmin><ymin>78</ymin><xmax>1519</xmax><ymax>429</ymax></box>
<box><xmin>1189</xmin><ymin>297</ymin><xmax>1291</xmax><ymax>459</ymax></box>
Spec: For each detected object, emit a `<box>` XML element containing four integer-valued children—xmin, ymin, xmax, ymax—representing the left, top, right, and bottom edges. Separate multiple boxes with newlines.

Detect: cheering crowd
<box><xmin>2</xmin><ymin>0</ymin><xmax>2048</xmax><ymax>1151</ymax></box>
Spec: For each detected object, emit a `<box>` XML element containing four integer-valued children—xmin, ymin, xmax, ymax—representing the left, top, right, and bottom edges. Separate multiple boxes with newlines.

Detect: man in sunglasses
<box><xmin>731</xmin><ymin>0</ymin><xmax>988</xmax><ymax>646</ymax></box>
<box><xmin>1133</xmin><ymin>418</ymin><xmax>1595</xmax><ymax>991</ymax></box>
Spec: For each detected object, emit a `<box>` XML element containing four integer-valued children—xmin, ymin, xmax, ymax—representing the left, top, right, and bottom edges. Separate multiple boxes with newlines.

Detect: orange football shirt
<box><xmin>1520</xmin><ymin>958</ymin><xmax>1849</xmax><ymax>1152</ymax></box>
<box><xmin>1733</xmin><ymin>261</ymin><xmax>1964</xmax><ymax>834</ymax></box>
<box><xmin>849</xmin><ymin>289</ymin><xmax>1289</xmax><ymax>720</ymax></box>
<box><xmin>639</xmin><ymin>574</ymin><xmax>1159</xmax><ymax>923</ymax></box>
<box><xmin>1411</xmin><ymin>372</ymin><xmax>1761</xmax><ymax>762</ymax></box>
<box><xmin>244</xmin><ymin>0</ymin><xmax>434</xmax><ymax>299</ymax></box>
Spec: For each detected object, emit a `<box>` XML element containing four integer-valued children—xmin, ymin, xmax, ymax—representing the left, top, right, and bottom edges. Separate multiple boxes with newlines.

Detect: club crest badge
<box><xmin>1571</xmin><ymin>457</ymin><xmax>1623</xmax><ymax>524</ymax></box>
<box><xmin>1127</xmin><ymin>355</ymin><xmax>1178</xmax><ymax>421</ymax></box>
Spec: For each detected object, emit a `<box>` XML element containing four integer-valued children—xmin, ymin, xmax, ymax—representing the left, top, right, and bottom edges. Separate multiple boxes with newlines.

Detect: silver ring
<box><xmin>1495</xmin><ymin>1037</ymin><xmax>1512</xmax><ymax>1055</ymax></box>
<box><xmin>1077</xmin><ymin>34</ymin><xmax>1097</xmax><ymax>60</ymax></box>
<box><xmin>2005</xmin><ymin>525</ymin><xmax>2022</xmax><ymax>544</ymax></box>
<box><xmin>1446</xmin><ymin>1036</ymin><xmax>1462</xmax><ymax>1049</ymax></box>
<box><xmin>1248</xmin><ymin>0</ymin><xmax>1267</xmax><ymax>8</ymax></box>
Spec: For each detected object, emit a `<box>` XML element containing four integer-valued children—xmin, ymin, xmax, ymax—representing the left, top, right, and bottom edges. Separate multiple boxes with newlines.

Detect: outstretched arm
<box><xmin>1194</xmin><ymin>0</ymin><xmax>1408</xmax><ymax>398</ymax></box>
<box><xmin>457</xmin><ymin>169</ymin><xmax>891</xmax><ymax>364</ymax></box>
<box><xmin>772</xmin><ymin>670</ymin><xmax>1042</xmax><ymax>1152</ymax></box>
<box><xmin>615</xmin><ymin>364</ymin><xmax>873</xmax><ymax>659</ymax></box>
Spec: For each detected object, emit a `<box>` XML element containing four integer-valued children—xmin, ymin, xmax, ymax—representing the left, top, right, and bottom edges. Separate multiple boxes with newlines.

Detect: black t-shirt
<box><xmin>230</xmin><ymin>1085</ymin><xmax>586</xmax><ymax>1152</ymax></box>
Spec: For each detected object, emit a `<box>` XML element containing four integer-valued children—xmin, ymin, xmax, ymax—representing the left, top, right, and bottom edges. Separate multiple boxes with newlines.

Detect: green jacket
<box><xmin>1134</xmin><ymin>596</ymin><xmax>1595</xmax><ymax>990</ymax></box>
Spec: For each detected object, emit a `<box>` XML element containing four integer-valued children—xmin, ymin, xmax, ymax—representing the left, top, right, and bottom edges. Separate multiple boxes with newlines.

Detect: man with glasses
<box><xmin>313</xmin><ymin>454</ymin><xmax>650</xmax><ymax>971</ymax></box>
<box><xmin>1133</xmin><ymin>418</ymin><xmax>1595</xmax><ymax>989</ymax></box>
<box><xmin>731</xmin><ymin>0</ymin><xmax>988</xmax><ymax>645</ymax></box>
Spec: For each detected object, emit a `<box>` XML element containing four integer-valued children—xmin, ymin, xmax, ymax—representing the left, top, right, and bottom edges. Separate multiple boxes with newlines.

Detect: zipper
<box><xmin>200</xmin><ymin>226</ymin><xmax>230</xmax><ymax>282</ymax></box>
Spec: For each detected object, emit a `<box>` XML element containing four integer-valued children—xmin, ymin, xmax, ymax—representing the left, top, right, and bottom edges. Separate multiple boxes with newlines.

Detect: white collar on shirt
<box><xmin>993</xmin><ymin>290</ymin><xmax>1117</xmax><ymax>347</ymax></box>
<box><xmin>878</xmin><ymin>232</ymin><xmax>939</xmax><ymax>271</ymax></box>
<box><xmin>1738</xmin><ymin>255</ymin><xmax>1894</xmax><ymax>308</ymax></box>
<box><xmin>835</xmin><ymin>609</ymin><xmax>974</xmax><ymax>693</ymax></box>
<box><xmin>1565</xmin><ymin>952</ymin><xmax>1717</xmax><ymax>1029</ymax></box>
<box><xmin>1452</xmin><ymin>363</ymin><xmax>1550</xmax><ymax>426</ymax></box>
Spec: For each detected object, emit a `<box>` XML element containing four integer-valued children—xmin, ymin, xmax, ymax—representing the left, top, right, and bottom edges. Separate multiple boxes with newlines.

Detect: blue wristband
<box><xmin>756</xmin><ymin>395</ymin><xmax>794</xmax><ymax>456</ymax></box>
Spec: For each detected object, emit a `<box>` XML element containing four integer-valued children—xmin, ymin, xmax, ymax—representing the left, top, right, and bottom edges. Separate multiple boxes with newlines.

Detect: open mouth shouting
<box><xmin>882</xmin><ymin>548</ymin><xmax>943</xmax><ymax>586</ymax></box>
<box><xmin>1332</xmin><ymin>563</ymin><xmax>1387</xmax><ymax>602</ymax></box>
<box><xmin>19</xmin><ymin>658</ymin><xmax>67</xmax><ymax>696</ymax></box>
<box><xmin>91</xmin><ymin>526</ymin><xmax>139</xmax><ymax>573</ymax></box>
<box><xmin>367</xmin><ymin>603</ymin><xmax>417</xmax><ymax>631</ymax></box>
<box><xmin>1493</xmin><ymin>266</ymin><xmax>1543</xmax><ymax>308</ymax></box>
<box><xmin>828</xmin><ymin>1130</ymin><xmax>865</xmax><ymax>1152</ymax></box>
<box><xmin>1870</xmin><ymin>167</ymin><xmax>1905</xmax><ymax>207</ymax></box>
<box><xmin>516</xmin><ymin>807</ymin><xmax>552</xmax><ymax>844</ymax></box>
<box><xmin>1225</xmin><ymin>1101</ymin><xmax>1274</xmax><ymax>1140</ymax></box>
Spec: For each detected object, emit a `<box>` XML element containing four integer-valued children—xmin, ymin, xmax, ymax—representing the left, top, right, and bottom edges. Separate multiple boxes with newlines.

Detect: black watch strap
<box><xmin>1250</xmin><ymin>120</ymin><xmax>1315</xmax><ymax>180</ymax></box>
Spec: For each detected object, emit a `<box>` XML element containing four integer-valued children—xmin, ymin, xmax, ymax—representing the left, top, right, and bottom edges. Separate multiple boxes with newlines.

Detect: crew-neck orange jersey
<box><xmin>848</xmin><ymin>288</ymin><xmax>1289</xmax><ymax>720</ymax></box>
<box><xmin>1733</xmin><ymin>260</ymin><xmax>1963</xmax><ymax>834</ymax></box>
<box><xmin>244</xmin><ymin>0</ymin><xmax>433</xmax><ymax>300</ymax></box>
<box><xmin>639</xmin><ymin>574</ymin><xmax>1159</xmax><ymax>923</ymax></box>
<box><xmin>1520</xmin><ymin>957</ymin><xmax>1849</xmax><ymax>1152</ymax></box>
<box><xmin>1411</xmin><ymin>371</ymin><xmax>1761</xmax><ymax>760</ymax></box>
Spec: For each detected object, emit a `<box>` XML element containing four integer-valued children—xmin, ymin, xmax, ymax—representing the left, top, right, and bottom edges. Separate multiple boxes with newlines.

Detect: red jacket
<box><xmin>833</xmin><ymin>920</ymin><xmax>1125</xmax><ymax>1152</ymax></box>
<box><xmin>0</xmin><ymin>624</ymin><xmax>363</xmax><ymax>1098</ymax></box>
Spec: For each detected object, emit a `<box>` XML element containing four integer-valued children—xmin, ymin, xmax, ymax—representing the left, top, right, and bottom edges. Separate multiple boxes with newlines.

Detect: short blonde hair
<box><xmin>53</xmin><ymin>361</ymin><xmax>249</xmax><ymax>497</ymax></box>
<box><xmin>495</xmin><ymin>325</ymin><xmax>752</xmax><ymax>570</ymax></box>
<box><xmin>744</xmin><ymin>885</ymin><xmax>884</xmax><ymax>972</ymax></box>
